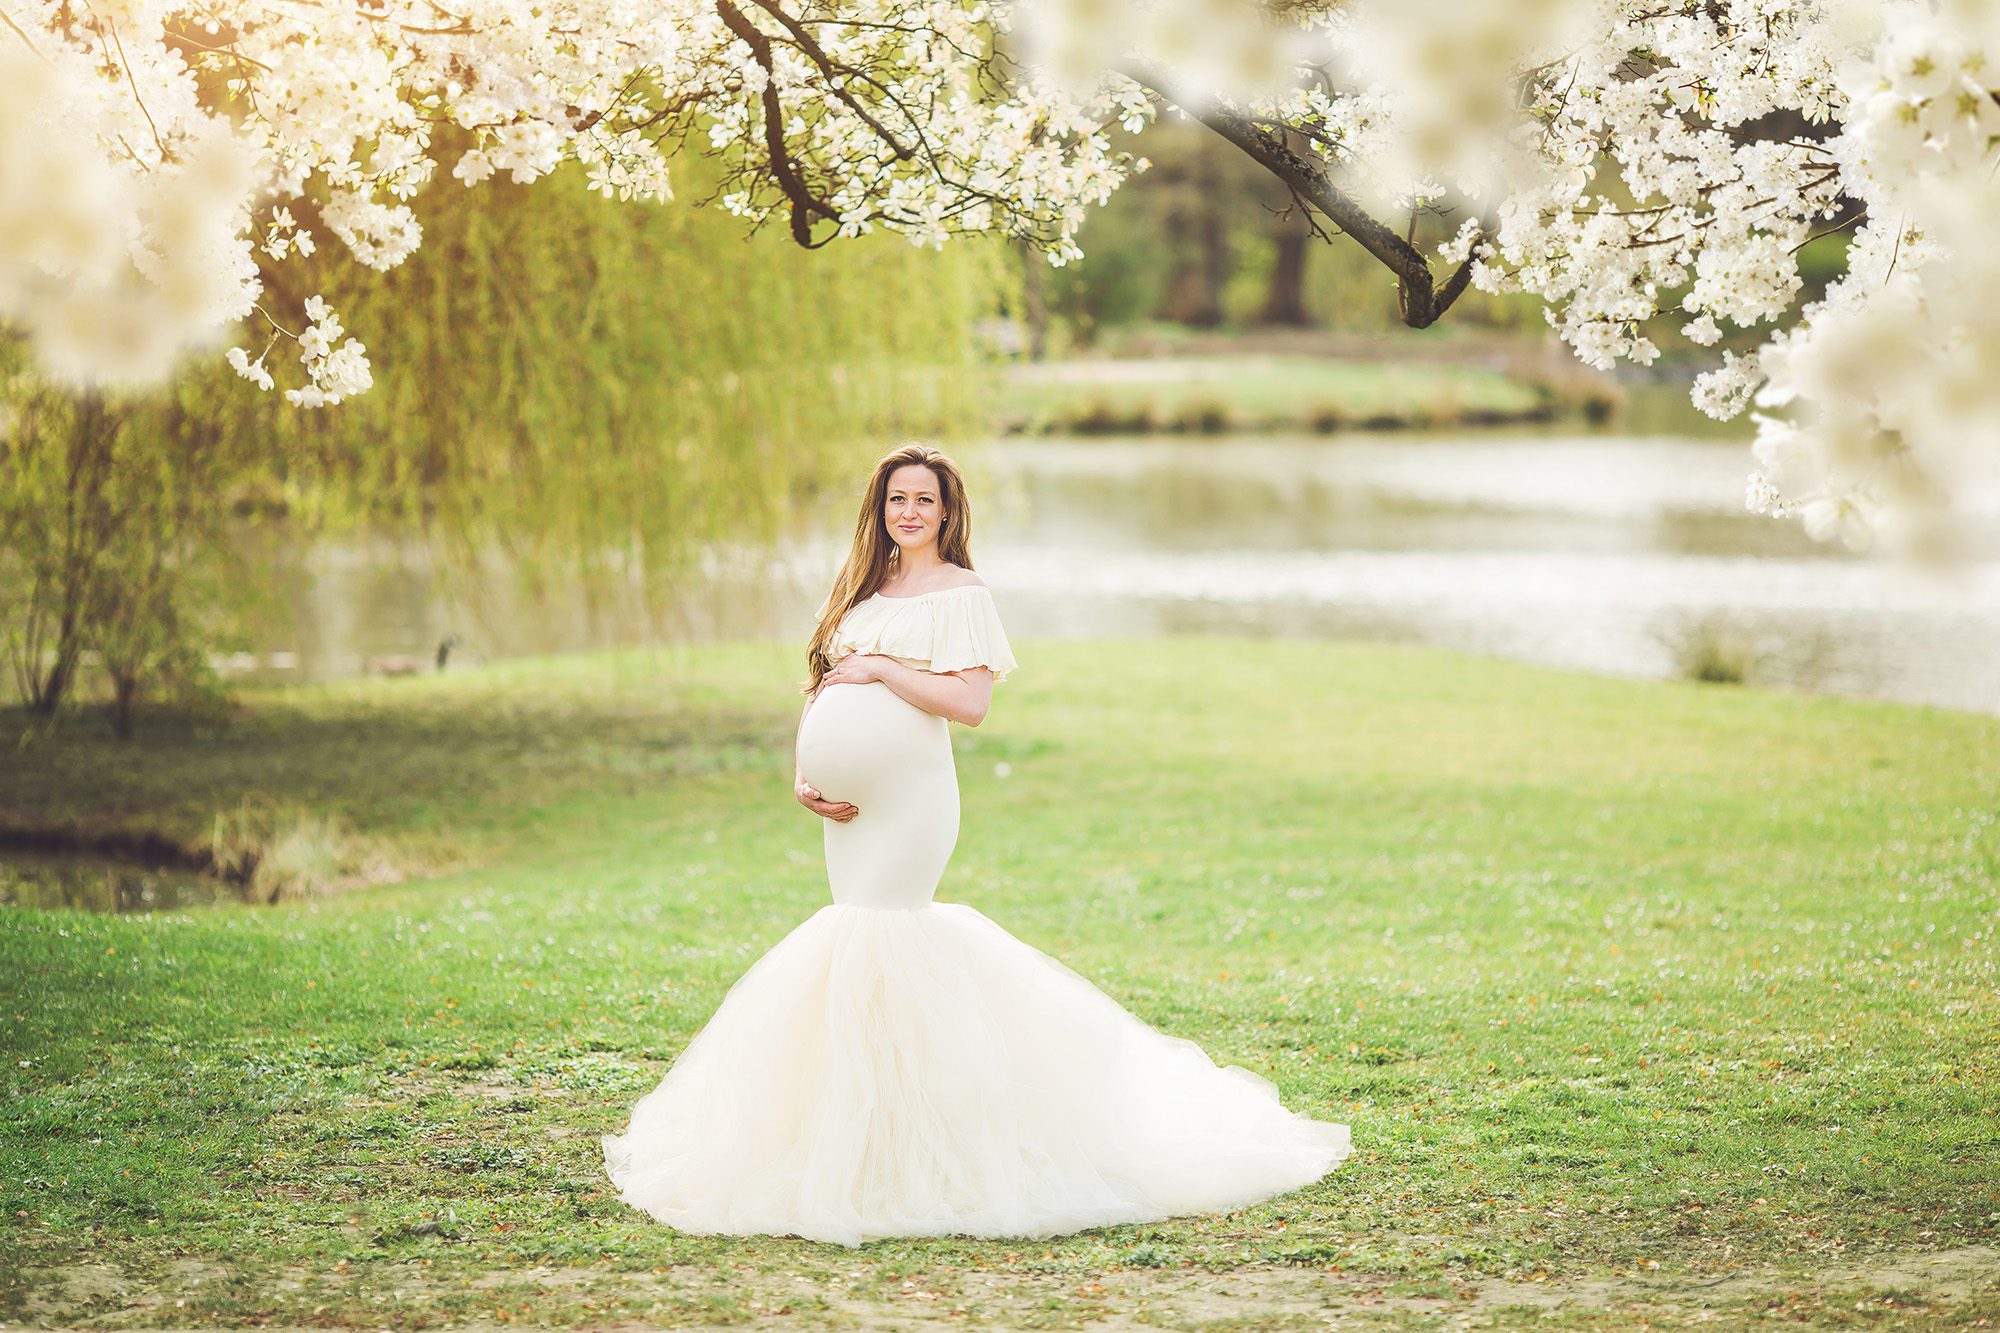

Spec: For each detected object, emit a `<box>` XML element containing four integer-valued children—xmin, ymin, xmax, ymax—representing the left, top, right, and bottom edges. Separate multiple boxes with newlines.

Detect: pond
<box><xmin>958</xmin><ymin>432</ymin><xmax>2000</xmax><ymax>716</ymax></box>
<box><xmin>213</xmin><ymin>399</ymin><xmax>2000</xmax><ymax>717</ymax></box>
<box><xmin>0</xmin><ymin>853</ymin><xmax>242</xmax><ymax>912</ymax></box>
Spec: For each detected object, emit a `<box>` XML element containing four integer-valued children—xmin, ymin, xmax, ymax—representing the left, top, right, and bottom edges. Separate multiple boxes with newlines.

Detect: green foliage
<box><xmin>0</xmin><ymin>365</ymin><xmax>262</xmax><ymax>735</ymax></box>
<box><xmin>0</xmin><ymin>149</ymin><xmax>1014</xmax><ymax>732</ymax></box>
<box><xmin>264</xmin><ymin>151</ymin><xmax>1009</xmax><ymax>597</ymax></box>
<box><xmin>995</xmin><ymin>356</ymin><xmax>1550</xmax><ymax>434</ymax></box>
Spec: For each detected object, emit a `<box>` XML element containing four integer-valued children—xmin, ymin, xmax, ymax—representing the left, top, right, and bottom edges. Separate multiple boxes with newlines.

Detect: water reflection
<box><xmin>929</xmin><ymin>431</ymin><xmax>1996</xmax><ymax>715</ymax></box>
<box><xmin>0</xmin><ymin>853</ymin><xmax>237</xmax><ymax>912</ymax></box>
<box><xmin>973</xmin><ymin>433</ymin><xmax>1926</xmax><ymax>556</ymax></box>
<box><xmin>956</xmin><ymin>546</ymin><xmax>1999</xmax><ymax>715</ymax></box>
<box><xmin>221</xmin><ymin>526</ymin><xmax>804</xmax><ymax>683</ymax></box>
<box><xmin>218</xmin><ymin>425</ymin><xmax>2000</xmax><ymax>717</ymax></box>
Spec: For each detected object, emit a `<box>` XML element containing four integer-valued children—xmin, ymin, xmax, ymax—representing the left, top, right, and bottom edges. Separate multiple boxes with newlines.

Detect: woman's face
<box><xmin>883</xmin><ymin>463</ymin><xmax>946</xmax><ymax>558</ymax></box>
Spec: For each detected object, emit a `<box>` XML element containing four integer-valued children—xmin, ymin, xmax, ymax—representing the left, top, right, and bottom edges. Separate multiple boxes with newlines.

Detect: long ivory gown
<box><xmin>600</xmin><ymin>582</ymin><xmax>1352</xmax><ymax>1246</ymax></box>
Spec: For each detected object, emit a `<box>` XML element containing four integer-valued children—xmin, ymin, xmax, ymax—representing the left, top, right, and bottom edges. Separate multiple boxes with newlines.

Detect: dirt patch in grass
<box><xmin>11</xmin><ymin>1243</ymin><xmax>1996</xmax><ymax>1330</ymax></box>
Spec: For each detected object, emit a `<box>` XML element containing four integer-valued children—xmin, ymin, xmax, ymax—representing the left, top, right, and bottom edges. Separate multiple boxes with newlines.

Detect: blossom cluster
<box><xmin>2</xmin><ymin>0</ymin><xmax>1148</xmax><ymax>404</ymax></box>
<box><xmin>1320</xmin><ymin>0</ymin><xmax>1997</xmax><ymax>569</ymax></box>
<box><xmin>1740</xmin><ymin>1</ymin><xmax>2000</xmax><ymax>566</ymax></box>
<box><xmin>8</xmin><ymin>0</ymin><xmax>2000</xmax><ymax>566</ymax></box>
<box><xmin>1016</xmin><ymin>0</ymin><xmax>1997</xmax><ymax>568</ymax></box>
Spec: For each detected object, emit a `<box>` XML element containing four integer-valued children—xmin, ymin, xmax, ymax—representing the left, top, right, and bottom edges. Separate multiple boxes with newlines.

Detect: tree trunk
<box><xmin>1160</xmin><ymin>165</ymin><xmax>1227</xmax><ymax>327</ymax></box>
<box><xmin>1193</xmin><ymin>154</ymin><xmax>1230</xmax><ymax>328</ymax></box>
<box><xmin>1158</xmin><ymin>167</ymin><xmax>1201</xmax><ymax>325</ymax></box>
<box><xmin>109</xmin><ymin>671</ymin><xmax>138</xmax><ymax>739</ymax></box>
<box><xmin>1021</xmin><ymin>239</ymin><xmax>1049</xmax><ymax>360</ymax></box>
<box><xmin>27</xmin><ymin>611</ymin><xmax>81</xmax><ymax>715</ymax></box>
<box><xmin>1258</xmin><ymin>212</ymin><xmax>1312</xmax><ymax>326</ymax></box>
<box><xmin>23</xmin><ymin>389</ymin><xmax>123</xmax><ymax>715</ymax></box>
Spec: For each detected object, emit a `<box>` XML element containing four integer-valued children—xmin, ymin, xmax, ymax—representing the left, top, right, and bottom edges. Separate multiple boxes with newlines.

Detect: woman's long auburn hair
<box><xmin>803</xmin><ymin>442</ymin><xmax>976</xmax><ymax>695</ymax></box>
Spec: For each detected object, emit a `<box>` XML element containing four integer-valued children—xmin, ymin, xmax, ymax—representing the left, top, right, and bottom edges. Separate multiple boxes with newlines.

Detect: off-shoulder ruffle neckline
<box><xmin>835</xmin><ymin>578</ymin><xmax>1016</xmax><ymax>683</ymax></box>
<box><xmin>868</xmin><ymin>583</ymin><xmax>989</xmax><ymax>603</ymax></box>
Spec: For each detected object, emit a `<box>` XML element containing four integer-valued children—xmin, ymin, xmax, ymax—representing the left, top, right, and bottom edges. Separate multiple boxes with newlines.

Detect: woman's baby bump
<box><xmin>797</xmin><ymin>680</ymin><xmax>951</xmax><ymax>807</ymax></box>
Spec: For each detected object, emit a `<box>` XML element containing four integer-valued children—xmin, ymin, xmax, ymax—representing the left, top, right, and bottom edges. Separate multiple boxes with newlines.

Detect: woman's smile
<box><xmin>883</xmin><ymin>461</ymin><xmax>946</xmax><ymax>549</ymax></box>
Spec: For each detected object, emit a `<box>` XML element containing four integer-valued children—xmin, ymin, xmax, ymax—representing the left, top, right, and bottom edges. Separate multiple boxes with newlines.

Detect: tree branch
<box><xmin>713</xmin><ymin>0</ymin><xmax>839</xmax><ymax>246</ymax></box>
<box><xmin>1122</xmin><ymin>62</ymin><xmax>1480</xmax><ymax>328</ymax></box>
<box><xmin>743</xmin><ymin>0</ymin><xmax>916</xmax><ymax>161</ymax></box>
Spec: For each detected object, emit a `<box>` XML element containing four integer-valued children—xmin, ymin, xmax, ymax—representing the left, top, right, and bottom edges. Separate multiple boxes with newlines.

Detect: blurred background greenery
<box><xmin>4</xmin><ymin>119</ymin><xmax>1861</xmax><ymax>735</ymax></box>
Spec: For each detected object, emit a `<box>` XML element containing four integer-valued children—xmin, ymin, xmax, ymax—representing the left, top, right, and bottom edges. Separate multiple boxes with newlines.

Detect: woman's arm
<box><xmin>824</xmin><ymin>656</ymin><xmax>994</xmax><ymax>726</ymax></box>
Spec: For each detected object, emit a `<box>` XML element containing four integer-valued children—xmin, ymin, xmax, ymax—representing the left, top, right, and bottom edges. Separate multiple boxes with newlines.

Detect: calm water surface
<box><xmin>223</xmin><ymin>424</ymin><xmax>2000</xmax><ymax>717</ymax></box>
<box><xmin>0</xmin><ymin>854</ymin><xmax>238</xmax><ymax>912</ymax></box>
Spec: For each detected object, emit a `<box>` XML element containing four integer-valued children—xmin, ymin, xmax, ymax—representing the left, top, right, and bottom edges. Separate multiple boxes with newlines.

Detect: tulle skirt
<box><xmin>601</xmin><ymin>678</ymin><xmax>1352</xmax><ymax>1246</ymax></box>
<box><xmin>600</xmin><ymin>899</ymin><xmax>1353</xmax><ymax>1247</ymax></box>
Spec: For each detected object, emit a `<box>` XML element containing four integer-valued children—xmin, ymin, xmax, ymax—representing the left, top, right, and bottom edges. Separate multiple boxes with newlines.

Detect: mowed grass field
<box><xmin>2</xmin><ymin>636</ymin><xmax>1995</xmax><ymax>1330</ymax></box>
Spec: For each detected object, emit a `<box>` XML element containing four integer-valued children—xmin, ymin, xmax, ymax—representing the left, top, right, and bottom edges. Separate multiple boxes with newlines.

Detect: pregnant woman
<box><xmin>601</xmin><ymin>442</ymin><xmax>1352</xmax><ymax>1247</ymax></box>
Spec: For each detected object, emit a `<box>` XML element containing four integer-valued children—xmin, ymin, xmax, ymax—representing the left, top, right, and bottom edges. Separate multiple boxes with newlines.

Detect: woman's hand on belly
<box><xmin>795</xmin><ymin>775</ymin><xmax>858</xmax><ymax>823</ymax></box>
<box><xmin>824</xmin><ymin>653</ymin><xmax>991</xmax><ymax>728</ymax></box>
<box><xmin>821</xmin><ymin>654</ymin><xmax>889</xmax><ymax>686</ymax></box>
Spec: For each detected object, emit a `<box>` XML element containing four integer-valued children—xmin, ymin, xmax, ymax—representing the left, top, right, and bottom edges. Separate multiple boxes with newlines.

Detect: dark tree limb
<box><xmin>714</xmin><ymin>0</ymin><xmax>839</xmax><ymax>246</ymax></box>
<box><xmin>1122</xmin><ymin>62</ymin><xmax>1482</xmax><ymax>329</ymax></box>
<box><xmin>743</xmin><ymin>0</ymin><xmax>917</xmax><ymax>161</ymax></box>
<box><xmin>693</xmin><ymin>2</ymin><xmax>1482</xmax><ymax>326</ymax></box>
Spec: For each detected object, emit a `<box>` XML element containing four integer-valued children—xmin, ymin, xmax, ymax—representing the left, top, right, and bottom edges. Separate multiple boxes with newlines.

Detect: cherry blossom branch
<box><xmin>713</xmin><ymin>0</ymin><xmax>840</xmax><ymax>245</ymax></box>
<box><xmin>744</xmin><ymin>0</ymin><xmax>917</xmax><ymax>160</ymax></box>
<box><xmin>1123</xmin><ymin>61</ymin><xmax>1478</xmax><ymax>328</ymax></box>
<box><xmin>104</xmin><ymin>18</ymin><xmax>168</xmax><ymax>162</ymax></box>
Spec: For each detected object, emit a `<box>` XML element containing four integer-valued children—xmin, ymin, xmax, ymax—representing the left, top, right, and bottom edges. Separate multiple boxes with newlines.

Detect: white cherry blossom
<box><xmin>6</xmin><ymin>0</ymin><xmax>2000</xmax><ymax>564</ymax></box>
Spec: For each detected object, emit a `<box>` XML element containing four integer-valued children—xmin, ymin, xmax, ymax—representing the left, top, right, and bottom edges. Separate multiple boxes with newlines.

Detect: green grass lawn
<box><xmin>996</xmin><ymin>356</ymin><xmax>1570</xmax><ymax>434</ymax></box>
<box><xmin>2</xmin><ymin>638</ymin><xmax>1996</xmax><ymax>1329</ymax></box>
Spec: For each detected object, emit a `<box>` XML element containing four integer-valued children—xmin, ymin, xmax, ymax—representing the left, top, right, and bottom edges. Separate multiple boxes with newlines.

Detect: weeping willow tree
<box><xmin>281</xmin><ymin>148</ymin><xmax>1012</xmax><ymax>607</ymax></box>
<box><xmin>2</xmin><ymin>146</ymin><xmax>1016</xmax><ymax>731</ymax></box>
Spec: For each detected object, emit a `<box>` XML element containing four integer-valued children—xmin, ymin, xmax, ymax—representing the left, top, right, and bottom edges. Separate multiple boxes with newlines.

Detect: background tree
<box><xmin>0</xmin><ymin>149</ymin><xmax>1010</xmax><ymax>730</ymax></box>
<box><xmin>1038</xmin><ymin>118</ymin><xmax>1547</xmax><ymax>342</ymax></box>
<box><xmin>1256</xmin><ymin>201</ymin><xmax>1314</xmax><ymax>329</ymax></box>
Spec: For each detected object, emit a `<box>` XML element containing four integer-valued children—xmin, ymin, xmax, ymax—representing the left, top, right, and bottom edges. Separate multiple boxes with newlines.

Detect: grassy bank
<box><xmin>2</xmin><ymin>638</ymin><xmax>1997</xmax><ymax>1329</ymax></box>
<box><xmin>996</xmin><ymin>353</ymin><xmax>1618</xmax><ymax>435</ymax></box>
